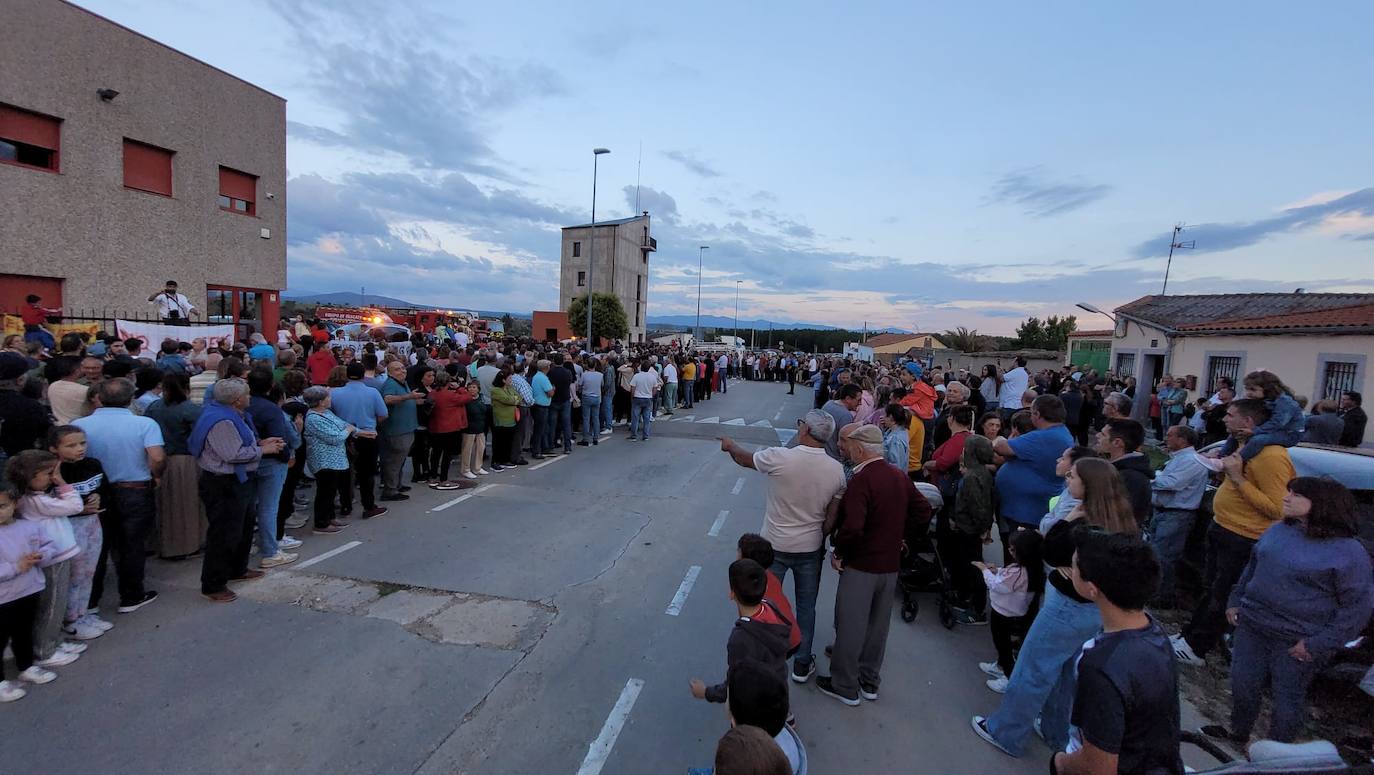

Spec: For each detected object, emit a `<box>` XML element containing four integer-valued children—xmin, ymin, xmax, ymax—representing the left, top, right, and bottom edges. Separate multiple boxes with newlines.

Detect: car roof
<box><xmin>1201</xmin><ymin>441</ymin><xmax>1374</xmax><ymax>491</ymax></box>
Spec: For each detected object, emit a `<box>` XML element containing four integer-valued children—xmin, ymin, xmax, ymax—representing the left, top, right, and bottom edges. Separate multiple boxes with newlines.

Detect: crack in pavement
<box><xmin>558</xmin><ymin>511</ymin><xmax>654</xmax><ymax>596</ymax></box>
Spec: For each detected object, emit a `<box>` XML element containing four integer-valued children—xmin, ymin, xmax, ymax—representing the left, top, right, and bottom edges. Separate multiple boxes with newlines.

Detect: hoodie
<box><xmin>952</xmin><ymin>436</ymin><xmax>996</xmax><ymax>536</ymax></box>
<box><xmin>1113</xmin><ymin>452</ymin><xmax>1155</xmax><ymax>527</ymax></box>
<box><xmin>704</xmin><ymin>598</ymin><xmax>793</xmax><ymax>703</ymax></box>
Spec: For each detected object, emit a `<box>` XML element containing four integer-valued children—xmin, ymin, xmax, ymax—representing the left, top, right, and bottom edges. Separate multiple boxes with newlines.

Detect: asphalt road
<box><xmin>7</xmin><ymin>379</ymin><xmax>1058</xmax><ymax>774</ymax></box>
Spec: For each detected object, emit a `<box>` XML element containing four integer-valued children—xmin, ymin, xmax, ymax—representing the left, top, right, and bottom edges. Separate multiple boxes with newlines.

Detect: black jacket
<box><xmin>704</xmin><ymin>600</ymin><xmax>792</xmax><ymax>703</ymax></box>
<box><xmin>1114</xmin><ymin>453</ymin><xmax>1155</xmax><ymax>527</ymax></box>
<box><xmin>1339</xmin><ymin>407</ymin><xmax>1368</xmax><ymax>448</ymax></box>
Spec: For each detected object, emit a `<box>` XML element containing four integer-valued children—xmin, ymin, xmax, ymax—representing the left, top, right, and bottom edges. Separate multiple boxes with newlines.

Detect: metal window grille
<box><xmin>1322</xmin><ymin>361</ymin><xmax>1359</xmax><ymax>401</ymax></box>
<box><xmin>1207</xmin><ymin>356</ymin><xmax>1241</xmax><ymax>393</ymax></box>
<box><xmin>1115</xmin><ymin>352</ymin><xmax>1135</xmax><ymax>377</ymax></box>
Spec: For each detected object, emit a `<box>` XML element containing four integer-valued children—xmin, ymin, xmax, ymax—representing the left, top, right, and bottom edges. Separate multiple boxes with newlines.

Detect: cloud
<box><xmin>661</xmin><ymin>149</ymin><xmax>721</xmax><ymax>178</ymax></box>
<box><xmin>987</xmin><ymin>167</ymin><xmax>1113</xmax><ymax>218</ymax></box>
<box><xmin>1131</xmin><ymin>187</ymin><xmax>1374</xmax><ymax>258</ymax></box>
<box><xmin>625</xmin><ymin>186</ymin><xmax>679</xmax><ymax>225</ymax></box>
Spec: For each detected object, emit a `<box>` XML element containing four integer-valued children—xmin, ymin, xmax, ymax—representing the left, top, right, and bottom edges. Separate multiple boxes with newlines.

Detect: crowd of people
<box><xmin>3</xmin><ymin>323</ymin><xmax>1373</xmax><ymax>774</ymax></box>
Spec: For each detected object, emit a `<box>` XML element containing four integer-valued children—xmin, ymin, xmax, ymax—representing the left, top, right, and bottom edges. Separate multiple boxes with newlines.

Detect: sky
<box><xmin>81</xmin><ymin>0</ymin><xmax>1374</xmax><ymax>334</ymax></box>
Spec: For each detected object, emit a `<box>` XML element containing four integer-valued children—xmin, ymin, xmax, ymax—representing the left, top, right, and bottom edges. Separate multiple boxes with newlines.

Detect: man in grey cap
<box><xmin>817</xmin><ymin>422</ymin><xmax>932</xmax><ymax>706</ymax></box>
<box><xmin>719</xmin><ymin>409</ymin><xmax>846</xmax><ymax>684</ymax></box>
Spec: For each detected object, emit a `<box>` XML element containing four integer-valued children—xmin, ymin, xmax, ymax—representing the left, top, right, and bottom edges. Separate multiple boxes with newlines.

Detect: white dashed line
<box><xmin>730</xmin><ymin>477</ymin><xmax>745</xmax><ymax>496</ymax></box>
<box><xmin>665</xmin><ymin>565</ymin><xmax>702</xmax><ymax>616</ymax></box>
<box><xmin>528</xmin><ymin>454</ymin><xmax>569</xmax><ymax>471</ymax></box>
<box><xmin>293</xmin><ymin>540</ymin><xmax>362</xmax><ymax>570</ymax></box>
<box><xmin>429</xmin><ymin>485</ymin><xmax>492</xmax><ymax>512</ymax></box>
<box><xmin>576</xmin><ymin>678</ymin><xmax>646</xmax><ymax>775</ymax></box>
<box><xmin>708</xmin><ymin>510</ymin><xmax>729</xmax><ymax>537</ymax></box>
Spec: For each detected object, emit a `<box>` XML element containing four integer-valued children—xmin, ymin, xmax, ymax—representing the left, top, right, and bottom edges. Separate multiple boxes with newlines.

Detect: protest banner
<box><xmin>115</xmin><ymin>320</ymin><xmax>235</xmax><ymax>351</ymax></box>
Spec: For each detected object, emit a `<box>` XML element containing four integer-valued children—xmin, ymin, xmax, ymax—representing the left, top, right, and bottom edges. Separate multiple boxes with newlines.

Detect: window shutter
<box><xmin>123</xmin><ymin>139</ymin><xmax>173</xmax><ymax>195</ymax></box>
<box><xmin>0</xmin><ymin>104</ymin><xmax>60</xmax><ymax>150</ymax></box>
<box><xmin>218</xmin><ymin>166</ymin><xmax>256</xmax><ymax>201</ymax></box>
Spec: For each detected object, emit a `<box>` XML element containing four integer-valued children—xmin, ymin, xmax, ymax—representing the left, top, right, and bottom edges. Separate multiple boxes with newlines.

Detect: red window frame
<box><xmin>0</xmin><ymin>103</ymin><xmax>61</xmax><ymax>173</ymax></box>
<box><xmin>218</xmin><ymin>165</ymin><xmax>257</xmax><ymax>216</ymax></box>
<box><xmin>123</xmin><ymin>138</ymin><xmax>174</xmax><ymax>197</ymax></box>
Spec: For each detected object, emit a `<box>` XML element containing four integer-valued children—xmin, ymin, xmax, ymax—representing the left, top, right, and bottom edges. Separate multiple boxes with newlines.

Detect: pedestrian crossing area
<box><xmin>664</xmin><ymin>414</ymin><xmax>796</xmax><ymax>445</ymax></box>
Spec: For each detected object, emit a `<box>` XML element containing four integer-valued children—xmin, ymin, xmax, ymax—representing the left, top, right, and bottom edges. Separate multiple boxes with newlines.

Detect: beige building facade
<box><xmin>558</xmin><ymin>213</ymin><xmax>655</xmax><ymax>343</ymax></box>
<box><xmin>0</xmin><ymin>0</ymin><xmax>287</xmax><ymax>336</ymax></box>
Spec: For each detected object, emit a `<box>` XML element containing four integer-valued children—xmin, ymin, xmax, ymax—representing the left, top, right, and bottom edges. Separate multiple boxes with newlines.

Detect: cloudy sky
<box><xmin>85</xmin><ymin>0</ymin><xmax>1374</xmax><ymax>333</ymax></box>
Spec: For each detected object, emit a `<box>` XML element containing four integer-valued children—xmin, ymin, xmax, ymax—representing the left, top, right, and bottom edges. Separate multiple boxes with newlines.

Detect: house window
<box><xmin>0</xmin><ymin>103</ymin><xmax>60</xmax><ymax>172</ymax></box>
<box><xmin>634</xmin><ymin>306</ymin><xmax>640</xmax><ymax>327</ymax></box>
<box><xmin>636</xmin><ymin>275</ymin><xmax>643</xmax><ymax>300</ymax></box>
<box><xmin>206</xmin><ymin>289</ymin><xmax>234</xmax><ymax>324</ymax></box>
<box><xmin>123</xmin><ymin>139</ymin><xmax>174</xmax><ymax>196</ymax></box>
<box><xmin>577</xmin><ymin>271</ymin><xmax>586</xmax><ymax>287</ymax></box>
<box><xmin>1115</xmin><ymin>352</ymin><xmax>1135</xmax><ymax>378</ymax></box>
<box><xmin>1207</xmin><ymin>356</ymin><xmax>1242</xmax><ymax>393</ymax></box>
<box><xmin>1322</xmin><ymin>360</ymin><xmax>1360</xmax><ymax>401</ymax></box>
<box><xmin>572</xmin><ymin>241</ymin><xmax>581</xmax><ymax>258</ymax></box>
<box><xmin>218</xmin><ymin>166</ymin><xmax>256</xmax><ymax>215</ymax></box>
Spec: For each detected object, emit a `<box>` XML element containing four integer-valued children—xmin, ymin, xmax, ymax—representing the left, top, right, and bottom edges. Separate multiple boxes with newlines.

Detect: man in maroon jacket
<box><xmin>817</xmin><ymin>423</ymin><xmax>933</xmax><ymax>706</ymax></box>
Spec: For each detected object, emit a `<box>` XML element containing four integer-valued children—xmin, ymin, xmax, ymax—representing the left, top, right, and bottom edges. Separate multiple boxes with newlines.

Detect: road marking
<box><xmin>430</xmin><ymin>485</ymin><xmax>492</xmax><ymax>512</ymax></box>
<box><xmin>293</xmin><ymin>540</ymin><xmax>362</xmax><ymax>570</ymax></box>
<box><xmin>528</xmin><ymin>454</ymin><xmax>568</xmax><ymax>471</ymax></box>
<box><xmin>731</xmin><ymin>477</ymin><xmax>745</xmax><ymax>495</ymax></box>
<box><xmin>722</xmin><ymin>417</ymin><xmax>746</xmax><ymax>426</ymax></box>
<box><xmin>665</xmin><ymin>565</ymin><xmax>701</xmax><ymax>616</ymax></box>
<box><xmin>708</xmin><ymin>510</ymin><xmax>730</xmax><ymax>537</ymax></box>
<box><xmin>671</xmin><ymin>414</ymin><xmax>695</xmax><ymax>423</ymax></box>
<box><xmin>576</xmin><ymin>678</ymin><xmax>646</xmax><ymax>775</ymax></box>
<box><xmin>696</xmin><ymin>416</ymin><xmax>720</xmax><ymax>424</ymax></box>
<box><xmin>749</xmin><ymin>419</ymin><xmax>772</xmax><ymax>428</ymax></box>
<box><xmin>775</xmin><ymin>429</ymin><xmax>797</xmax><ymax>445</ymax></box>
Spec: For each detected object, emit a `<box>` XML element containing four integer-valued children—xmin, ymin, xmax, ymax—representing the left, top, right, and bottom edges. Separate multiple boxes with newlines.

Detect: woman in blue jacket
<box><xmin>1220</xmin><ymin>476</ymin><xmax>1373</xmax><ymax>743</ymax></box>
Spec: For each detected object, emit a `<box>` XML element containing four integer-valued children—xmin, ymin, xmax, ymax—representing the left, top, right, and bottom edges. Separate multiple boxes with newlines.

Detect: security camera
<box><xmin>265</xmin><ymin>193</ymin><xmax>276</xmax><ymax>200</ymax></box>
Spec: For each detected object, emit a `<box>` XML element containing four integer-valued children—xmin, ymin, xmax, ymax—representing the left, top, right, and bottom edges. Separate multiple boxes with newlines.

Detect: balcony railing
<box><xmin>641</xmin><ymin>236</ymin><xmax>657</xmax><ymax>252</ymax></box>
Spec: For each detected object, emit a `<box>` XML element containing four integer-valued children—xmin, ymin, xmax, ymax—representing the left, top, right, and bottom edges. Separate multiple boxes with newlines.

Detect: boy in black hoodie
<box><xmin>690</xmin><ymin>559</ymin><xmax>793</xmax><ymax>704</ymax></box>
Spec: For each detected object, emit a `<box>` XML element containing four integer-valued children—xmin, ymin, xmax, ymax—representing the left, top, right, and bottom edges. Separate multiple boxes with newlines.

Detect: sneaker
<box><xmin>986</xmin><ymin>676</ymin><xmax>1009</xmax><ymax>694</ymax></box>
<box><xmin>978</xmin><ymin>661</ymin><xmax>1006</xmax><ymax>679</ymax></box>
<box><xmin>260</xmin><ymin>552</ymin><xmax>298</xmax><ymax>569</ymax></box>
<box><xmin>58</xmin><ymin>641</ymin><xmax>88</xmax><ymax>654</ymax></box>
<box><xmin>953</xmin><ymin>608</ymin><xmax>989</xmax><ymax>625</ymax></box>
<box><xmin>463</xmin><ymin>472</ymin><xmax>478</xmax><ymax>479</ymax></box>
<box><xmin>331</xmin><ymin>519</ymin><xmax>350</xmax><ymax>528</ymax></box>
<box><xmin>0</xmin><ymin>680</ymin><xmax>26</xmax><ymax>702</ymax></box>
<box><xmin>490</xmin><ymin>464</ymin><xmax>506</xmax><ymax>472</ymax></box>
<box><xmin>204</xmin><ymin>590</ymin><xmax>238</xmax><ymax>603</ymax></box>
<box><xmin>475</xmin><ymin>468</ymin><xmax>490</xmax><ymax>476</ymax></box>
<box><xmin>970</xmin><ymin>716</ymin><xmax>1015</xmax><ymax>756</ymax></box>
<box><xmin>432</xmin><ymin>481</ymin><xmax>461</xmax><ymax>490</ymax></box>
<box><xmin>17</xmin><ymin>666</ymin><xmax>56</xmax><ymax>684</ymax></box>
<box><xmin>576</xmin><ymin>441</ymin><xmax>590</xmax><ymax>447</ymax></box>
<box><xmin>859</xmin><ymin>682</ymin><xmax>879</xmax><ymax>701</ymax></box>
<box><xmin>35</xmin><ymin>650</ymin><xmax>79</xmax><ymax>668</ymax></box>
<box><xmin>313</xmin><ymin>524</ymin><xmax>344</xmax><ymax>535</ymax></box>
<box><xmin>85</xmin><ymin>606</ymin><xmax>100</xmax><ymax>616</ymax></box>
<box><xmin>592</xmin><ymin>440</ymin><xmax>598</xmax><ymax>446</ymax></box>
<box><xmin>1171</xmin><ymin>634</ymin><xmax>1205</xmax><ymax>667</ymax></box>
<box><xmin>362</xmin><ymin>507</ymin><xmax>389</xmax><ymax>519</ymax></box>
<box><xmin>231</xmin><ymin>569</ymin><xmax>267</xmax><ymax>582</ymax></box>
<box><xmin>293</xmin><ymin>496</ymin><xmax>310</xmax><ymax>508</ymax></box>
<box><xmin>601</xmin><ymin>429</ymin><xmax>613</xmax><ymax>435</ymax></box>
<box><xmin>790</xmin><ymin>657</ymin><xmax>817</xmax><ymax>684</ymax></box>
<box><xmin>380</xmin><ymin>493</ymin><xmax>410</xmax><ymax>502</ymax></box>
<box><xmin>513</xmin><ymin>459</ymin><xmax>529</xmax><ymax>465</ymax></box>
<box><xmin>284</xmin><ymin>514</ymin><xmax>308</xmax><ymax>529</ymax></box>
<box><xmin>117</xmin><ymin>590</ymin><xmax>159</xmax><ymax>614</ymax></box>
<box><xmin>62</xmin><ymin>621</ymin><xmax>104</xmax><ymax>641</ymax></box>
<box><xmin>815</xmin><ymin>676</ymin><xmax>860</xmax><ymax>706</ymax></box>
<box><xmin>82</xmin><ymin>614</ymin><xmax>113</xmax><ymax>632</ymax></box>
<box><xmin>279</xmin><ymin>536</ymin><xmax>303</xmax><ymax>550</ymax></box>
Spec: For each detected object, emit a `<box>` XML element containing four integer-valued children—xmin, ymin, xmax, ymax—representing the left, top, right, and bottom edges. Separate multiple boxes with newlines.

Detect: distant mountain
<box><xmin>647</xmin><ymin>314</ymin><xmax>910</xmax><ymax>334</ymax></box>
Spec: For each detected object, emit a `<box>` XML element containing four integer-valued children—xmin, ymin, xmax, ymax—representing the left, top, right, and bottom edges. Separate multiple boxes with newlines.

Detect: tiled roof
<box><xmin>1115</xmin><ymin>293</ymin><xmax>1374</xmax><ymax>331</ymax></box>
<box><xmin>1068</xmin><ymin>329</ymin><xmax>1113</xmax><ymax>337</ymax></box>
<box><xmin>1177</xmin><ymin>302</ymin><xmax>1374</xmax><ymax>334</ymax></box>
<box><xmin>863</xmin><ymin>332</ymin><xmax>922</xmax><ymax>347</ymax></box>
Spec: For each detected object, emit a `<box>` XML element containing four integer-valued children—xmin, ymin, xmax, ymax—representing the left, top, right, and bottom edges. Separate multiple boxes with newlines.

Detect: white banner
<box><xmin>115</xmin><ymin>320</ymin><xmax>236</xmax><ymax>351</ymax></box>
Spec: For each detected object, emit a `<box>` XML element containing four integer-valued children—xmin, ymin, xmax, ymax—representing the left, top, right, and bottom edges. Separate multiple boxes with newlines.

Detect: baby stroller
<box><xmin>1181</xmin><ymin>731</ymin><xmax>1370</xmax><ymax>773</ymax></box>
<box><xmin>898</xmin><ymin>482</ymin><xmax>958</xmax><ymax>628</ymax></box>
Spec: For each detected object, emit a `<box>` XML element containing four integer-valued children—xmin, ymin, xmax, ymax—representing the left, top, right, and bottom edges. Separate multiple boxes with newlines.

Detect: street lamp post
<box><xmin>1075</xmin><ymin>301</ymin><xmax>1117</xmax><ymax>326</ymax></box>
<box><xmin>586</xmin><ymin>147</ymin><xmax>610</xmax><ymax>348</ymax></box>
<box><xmin>733</xmin><ymin>280</ymin><xmax>741</xmax><ymax>350</ymax></box>
<box><xmin>695</xmin><ymin>245</ymin><xmax>709</xmax><ymax>343</ymax></box>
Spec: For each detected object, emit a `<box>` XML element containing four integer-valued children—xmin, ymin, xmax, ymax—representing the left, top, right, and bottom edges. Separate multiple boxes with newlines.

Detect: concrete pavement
<box><xmin>6</xmin><ymin>378</ymin><xmax>1057</xmax><ymax>774</ymax></box>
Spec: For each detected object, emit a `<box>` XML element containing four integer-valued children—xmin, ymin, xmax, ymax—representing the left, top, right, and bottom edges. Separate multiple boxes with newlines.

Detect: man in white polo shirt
<box><xmin>719</xmin><ymin>409</ymin><xmax>846</xmax><ymax>684</ymax></box>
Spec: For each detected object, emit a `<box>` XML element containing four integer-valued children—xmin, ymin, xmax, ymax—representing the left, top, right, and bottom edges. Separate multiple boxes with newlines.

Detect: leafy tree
<box><xmin>567</xmin><ymin>292</ymin><xmax>629</xmax><ymax>343</ymax></box>
<box><xmin>940</xmin><ymin>326</ymin><xmax>991</xmax><ymax>352</ymax></box>
<box><xmin>1011</xmin><ymin>314</ymin><xmax>1077</xmax><ymax>350</ymax></box>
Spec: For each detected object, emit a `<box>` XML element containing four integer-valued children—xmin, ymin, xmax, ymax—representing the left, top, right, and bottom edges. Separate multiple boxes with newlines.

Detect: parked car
<box><xmin>334</xmin><ymin>322</ymin><xmax>412</xmax><ymax>343</ymax></box>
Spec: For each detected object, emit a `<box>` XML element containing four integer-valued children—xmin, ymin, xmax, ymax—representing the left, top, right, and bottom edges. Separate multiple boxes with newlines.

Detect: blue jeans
<box><xmin>1230</xmin><ymin>623</ymin><xmax>1320</xmax><ymax>741</ymax></box>
<box><xmin>681</xmin><ymin>379</ymin><xmax>695</xmax><ymax>408</ymax></box>
<box><xmin>552</xmin><ymin>400</ymin><xmax>572</xmax><ymax>452</ymax></box>
<box><xmin>1147</xmin><ymin>507</ymin><xmax>1197</xmax><ymax>601</ymax></box>
<box><xmin>582</xmin><ymin>395</ymin><xmax>601</xmax><ymax>439</ymax></box>
<box><xmin>600</xmin><ymin>393</ymin><xmax>613</xmax><ymax>431</ymax></box>
<box><xmin>252</xmin><ymin>462</ymin><xmax>289</xmax><ymax>557</ymax></box>
<box><xmin>770</xmin><ymin>547</ymin><xmax>823</xmax><ymax>665</ymax></box>
<box><xmin>984</xmin><ymin>585</ymin><xmax>1101</xmax><ymax>755</ymax></box>
<box><xmin>531</xmin><ymin>404</ymin><xmax>550</xmax><ymax>456</ymax></box>
<box><xmin>630</xmin><ymin>397</ymin><xmax>653</xmax><ymax>439</ymax></box>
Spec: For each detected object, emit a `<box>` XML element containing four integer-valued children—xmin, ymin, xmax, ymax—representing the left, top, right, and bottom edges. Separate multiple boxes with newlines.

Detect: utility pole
<box><xmin>1161</xmin><ymin>223</ymin><xmax>1194</xmax><ymax>295</ymax></box>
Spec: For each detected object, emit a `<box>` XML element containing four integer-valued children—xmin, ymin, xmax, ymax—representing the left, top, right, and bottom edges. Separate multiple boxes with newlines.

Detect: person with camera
<box><xmin>147</xmin><ymin>281</ymin><xmax>197</xmax><ymax>326</ymax></box>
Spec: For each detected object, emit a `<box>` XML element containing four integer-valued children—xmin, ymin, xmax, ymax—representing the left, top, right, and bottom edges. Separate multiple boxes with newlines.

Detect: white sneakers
<box><xmin>0</xmin><ymin>680</ymin><xmax>26</xmax><ymax>702</ymax></box>
<box><xmin>475</xmin><ymin>468</ymin><xmax>490</xmax><ymax>476</ymax></box>
<box><xmin>1171</xmin><ymin>634</ymin><xmax>1205</xmax><ymax>667</ymax></box>
<box><xmin>34</xmin><ymin>649</ymin><xmax>79</xmax><ymax>668</ymax></box>
<box><xmin>64</xmin><ymin>620</ymin><xmax>105</xmax><ymax>640</ymax></box>
<box><xmin>284</xmin><ymin>513</ymin><xmax>309</xmax><ymax>529</ymax></box>
<box><xmin>279</xmin><ymin>536</ymin><xmax>303</xmax><ymax>550</ymax></box>
<box><xmin>978</xmin><ymin>661</ymin><xmax>1005</xmax><ymax>679</ymax></box>
<box><xmin>986</xmin><ymin>676</ymin><xmax>1009</xmax><ymax>694</ymax></box>
<box><xmin>82</xmin><ymin>614</ymin><xmax>113</xmax><ymax>632</ymax></box>
<box><xmin>260</xmin><ymin>552</ymin><xmax>299</xmax><ymax>569</ymax></box>
<box><xmin>19</xmin><ymin>666</ymin><xmax>58</xmax><ymax>683</ymax></box>
<box><xmin>463</xmin><ymin>472</ymin><xmax>478</xmax><ymax>479</ymax></box>
<box><xmin>58</xmin><ymin>641</ymin><xmax>88</xmax><ymax>655</ymax></box>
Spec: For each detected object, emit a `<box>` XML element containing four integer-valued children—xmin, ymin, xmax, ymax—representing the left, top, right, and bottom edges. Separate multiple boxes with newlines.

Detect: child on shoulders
<box><xmin>1205</xmin><ymin>371</ymin><xmax>1303</xmax><ymax>470</ymax></box>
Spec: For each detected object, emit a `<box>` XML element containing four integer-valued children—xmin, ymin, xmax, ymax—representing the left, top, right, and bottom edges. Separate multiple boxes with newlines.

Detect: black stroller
<box><xmin>898</xmin><ymin>482</ymin><xmax>959</xmax><ymax>628</ymax></box>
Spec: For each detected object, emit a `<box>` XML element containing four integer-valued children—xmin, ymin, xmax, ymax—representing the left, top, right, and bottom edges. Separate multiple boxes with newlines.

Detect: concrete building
<box><xmin>532</xmin><ymin>310</ymin><xmax>572</xmax><ymax>343</ymax></box>
<box><xmin>0</xmin><ymin>0</ymin><xmax>287</xmax><ymax>337</ymax></box>
<box><xmin>558</xmin><ymin>213</ymin><xmax>655</xmax><ymax>343</ymax></box>
<box><xmin>1107</xmin><ymin>293</ymin><xmax>1374</xmax><ymax>444</ymax></box>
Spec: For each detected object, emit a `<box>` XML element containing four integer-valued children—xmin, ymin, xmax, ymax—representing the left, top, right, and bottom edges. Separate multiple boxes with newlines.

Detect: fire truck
<box><xmin>383</xmin><ymin>308</ymin><xmax>495</xmax><ymax>342</ymax></box>
<box><xmin>315</xmin><ymin>305</ymin><xmax>394</xmax><ymax>327</ymax></box>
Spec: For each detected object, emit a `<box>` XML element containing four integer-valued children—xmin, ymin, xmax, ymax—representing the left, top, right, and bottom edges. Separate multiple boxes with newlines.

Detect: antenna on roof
<box><xmin>1161</xmin><ymin>223</ymin><xmax>1195</xmax><ymax>295</ymax></box>
<box><xmin>634</xmin><ymin>140</ymin><xmax>642</xmax><ymax>213</ymax></box>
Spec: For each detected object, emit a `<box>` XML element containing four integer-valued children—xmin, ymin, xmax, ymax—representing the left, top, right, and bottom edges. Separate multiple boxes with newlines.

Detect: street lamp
<box><xmin>733</xmin><ymin>280</ymin><xmax>741</xmax><ymax>350</ymax></box>
<box><xmin>695</xmin><ymin>245</ymin><xmax>709</xmax><ymax>342</ymax></box>
<box><xmin>586</xmin><ymin>147</ymin><xmax>610</xmax><ymax>348</ymax></box>
<box><xmin>1075</xmin><ymin>302</ymin><xmax>1117</xmax><ymax>324</ymax></box>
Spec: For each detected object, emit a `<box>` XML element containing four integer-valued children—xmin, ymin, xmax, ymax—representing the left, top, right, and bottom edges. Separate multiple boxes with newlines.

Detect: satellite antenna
<box><xmin>1161</xmin><ymin>223</ymin><xmax>1195</xmax><ymax>295</ymax></box>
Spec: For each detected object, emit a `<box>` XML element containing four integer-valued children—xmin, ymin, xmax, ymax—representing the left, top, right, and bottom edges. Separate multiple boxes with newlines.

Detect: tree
<box><xmin>1012</xmin><ymin>314</ymin><xmax>1077</xmax><ymax>350</ymax></box>
<box><xmin>939</xmin><ymin>326</ymin><xmax>991</xmax><ymax>352</ymax></box>
<box><xmin>500</xmin><ymin>313</ymin><xmax>531</xmax><ymax>338</ymax></box>
<box><xmin>566</xmin><ymin>292</ymin><xmax>629</xmax><ymax>343</ymax></box>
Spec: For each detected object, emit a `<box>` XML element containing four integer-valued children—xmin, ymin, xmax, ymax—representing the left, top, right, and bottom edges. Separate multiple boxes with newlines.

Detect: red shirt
<box><xmin>20</xmin><ymin>304</ymin><xmax>49</xmax><ymax>326</ymax></box>
<box><xmin>428</xmin><ymin>388</ymin><xmax>473</xmax><ymax>433</ymax></box>
<box><xmin>764</xmin><ymin>571</ymin><xmax>802</xmax><ymax>655</ymax></box>
<box><xmin>312</xmin><ymin>326</ymin><xmax>331</xmax><ymax>344</ymax></box>
<box><xmin>307</xmin><ymin>348</ymin><xmax>337</xmax><ymax>385</ymax></box>
<box><xmin>929</xmin><ymin>429</ymin><xmax>972</xmax><ymax>488</ymax></box>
